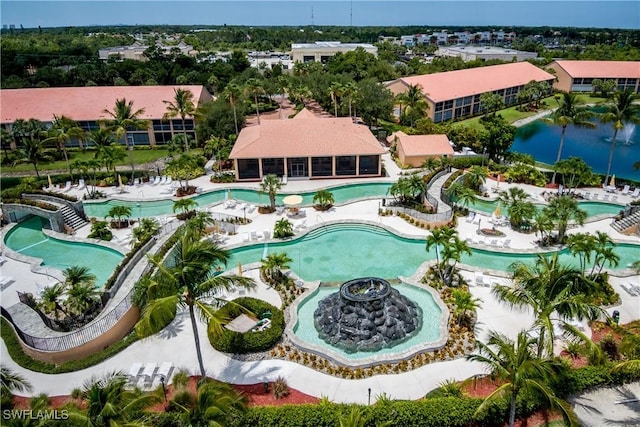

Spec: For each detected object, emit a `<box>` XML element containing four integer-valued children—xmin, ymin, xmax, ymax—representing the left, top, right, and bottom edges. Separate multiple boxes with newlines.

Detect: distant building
<box><xmin>291</xmin><ymin>41</ymin><xmax>377</xmax><ymax>63</ymax></box>
<box><xmin>98</xmin><ymin>41</ymin><xmax>196</xmax><ymax>61</ymax></box>
<box><xmin>1</xmin><ymin>85</ymin><xmax>212</xmax><ymax>148</ymax></box>
<box><xmin>229</xmin><ymin>108</ymin><xmax>384</xmax><ymax>181</ymax></box>
<box><xmin>437</xmin><ymin>46</ymin><xmax>537</xmax><ymax>62</ymax></box>
<box><xmin>547</xmin><ymin>60</ymin><xmax>640</xmax><ymax>93</ymax></box>
<box><xmin>247</xmin><ymin>51</ymin><xmax>294</xmax><ymax>70</ymax></box>
<box><xmin>385</xmin><ymin>62</ymin><xmax>554</xmax><ymax>123</ymax></box>
<box><xmin>388</xmin><ymin>131</ymin><xmax>453</xmax><ymax>167</ymax></box>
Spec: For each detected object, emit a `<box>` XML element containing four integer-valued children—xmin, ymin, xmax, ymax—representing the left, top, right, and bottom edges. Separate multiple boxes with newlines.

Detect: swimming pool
<box><xmin>293</xmin><ymin>282</ymin><xmax>443</xmax><ymax>362</ymax></box>
<box><xmin>469</xmin><ymin>198</ymin><xmax>622</xmax><ymax>218</ymax></box>
<box><xmin>3</xmin><ymin>216</ymin><xmax>124</xmax><ymax>288</ymax></box>
<box><xmin>83</xmin><ymin>182</ymin><xmax>393</xmax><ymax>218</ymax></box>
<box><xmin>227</xmin><ymin>222</ymin><xmax>640</xmax><ymax>282</ymax></box>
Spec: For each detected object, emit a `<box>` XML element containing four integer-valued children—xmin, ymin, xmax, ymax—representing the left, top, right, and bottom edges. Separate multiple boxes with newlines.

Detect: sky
<box><xmin>1</xmin><ymin>1</ymin><xmax>638</xmax><ymax>29</ymax></box>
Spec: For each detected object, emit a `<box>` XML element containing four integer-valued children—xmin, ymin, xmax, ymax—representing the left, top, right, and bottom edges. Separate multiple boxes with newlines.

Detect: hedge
<box><xmin>208</xmin><ymin>297</ymin><xmax>284</xmax><ymax>354</ymax></box>
<box><xmin>0</xmin><ymin>317</ymin><xmax>139</xmax><ymax>374</ymax></box>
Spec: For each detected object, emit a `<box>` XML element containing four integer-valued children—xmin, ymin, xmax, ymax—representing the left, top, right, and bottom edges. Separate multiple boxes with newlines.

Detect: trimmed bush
<box><xmin>209</xmin><ymin>297</ymin><xmax>284</xmax><ymax>354</ymax></box>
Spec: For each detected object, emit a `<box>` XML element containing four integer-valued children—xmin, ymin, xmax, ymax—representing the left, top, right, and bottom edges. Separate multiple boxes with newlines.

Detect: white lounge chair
<box><xmin>621</xmin><ymin>185</ymin><xmax>631</xmax><ymax>195</ymax></box>
<box><xmin>502</xmin><ymin>239</ymin><xmax>511</xmax><ymax>248</ymax></box>
<box><xmin>583</xmin><ymin>191</ymin><xmax>590</xmax><ymax>200</ymax></box>
<box><xmin>156</xmin><ymin>362</ymin><xmax>173</xmax><ymax>382</ymax></box>
<box><xmin>474</xmin><ymin>272</ymin><xmax>486</xmax><ymax>287</ymax></box>
<box><xmin>631</xmin><ymin>188</ymin><xmax>640</xmax><ymax>198</ymax></box>
<box><xmin>242</xmin><ymin>232</ymin><xmax>250</xmax><ymax>242</ymax></box>
<box><xmin>603</xmin><ymin>194</ymin><xmax>610</xmax><ymax>201</ymax></box>
<box><xmin>465</xmin><ymin>212</ymin><xmax>475</xmax><ymax>223</ymax></box>
<box><xmin>59</xmin><ymin>181</ymin><xmax>71</xmax><ymax>192</ymax></box>
<box><xmin>0</xmin><ymin>276</ymin><xmax>15</xmax><ymax>290</ymax></box>
<box><xmin>224</xmin><ymin>199</ymin><xmax>236</xmax><ymax>209</ymax></box>
<box><xmin>140</xmin><ymin>362</ymin><xmax>157</xmax><ymax>384</ymax></box>
<box><xmin>127</xmin><ymin>362</ymin><xmax>143</xmax><ymax>384</ymax></box>
<box><xmin>611</xmin><ymin>195</ymin><xmax>618</xmax><ymax>203</ymax></box>
<box><xmin>275</xmin><ymin>206</ymin><xmax>285</xmax><ymax>215</ymax></box>
<box><xmin>77</xmin><ymin>179</ymin><xmax>86</xmax><ymax>190</ymax></box>
<box><xmin>165</xmin><ymin>176</ymin><xmax>172</xmax><ymax>186</ymax></box>
<box><xmin>250</xmin><ymin>230</ymin><xmax>259</xmax><ymax>240</ymax></box>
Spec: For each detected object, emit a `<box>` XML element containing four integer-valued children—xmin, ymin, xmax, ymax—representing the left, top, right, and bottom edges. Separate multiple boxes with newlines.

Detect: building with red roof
<box><xmin>1</xmin><ymin>85</ymin><xmax>212</xmax><ymax>148</ymax></box>
<box><xmin>229</xmin><ymin>108</ymin><xmax>385</xmax><ymax>181</ymax></box>
<box><xmin>385</xmin><ymin>62</ymin><xmax>555</xmax><ymax>123</ymax></box>
<box><xmin>387</xmin><ymin>131</ymin><xmax>454</xmax><ymax>167</ymax></box>
<box><xmin>546</xmin><ymin>60</ymin><xmax>640</xmax><ymax>93</ymax></box>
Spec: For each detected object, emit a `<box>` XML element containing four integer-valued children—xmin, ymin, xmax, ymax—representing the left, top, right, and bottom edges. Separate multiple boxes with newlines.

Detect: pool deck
<box><xmin>1</xmin><ymin>152</ymin><xmax>639</xmax><ymax>403</ymax></box>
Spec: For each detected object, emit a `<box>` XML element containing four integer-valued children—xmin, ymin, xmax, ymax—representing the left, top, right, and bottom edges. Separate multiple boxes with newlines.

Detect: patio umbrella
<box><xmin>496</xmin><ymin>174</ymin><xmax>501</xmax><ymax>190</ymax></box>
<box><xmin>238</xmin><ymin>260</ymin><xmax>242</xmax><ymax>276</ymax></box>
<box><xmin>227</xmin><ymin>189</ymin><xmax>232</xmax><ymax>200</ymax></box>
<box><xmin>493</xmin><ymin>203</ymin><xmax>501</xmax><ymax>218</ymax></box>
<box><xmin>118</xmin><ymin>174</ymin><xmax>123</xmax><ymax>187</ymax></box>
<box><xmin>282</xmin><ymin>195</ymin><xmax>303</xmax><ymax>206</ymax></box>
<box><xmin>609</xmin><ymin>175</ymin><xmax>616</xmax><ymax>187</ymax></box>
<box><xmin>47</xmin><ymin>175</ymin><xmax>53</xmax><ymax>189</ymax></box>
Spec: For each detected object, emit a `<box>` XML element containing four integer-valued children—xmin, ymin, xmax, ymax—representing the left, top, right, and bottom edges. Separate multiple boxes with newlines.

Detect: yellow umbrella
<box><xmin>494</xmin><ymin>203</ymin><xmax>501</xmax><ymax>218</ymax></box>
<box><xmin>227</xmin><ymin>189</ymin><xmax>233</xmax><ymax>200</ymax></box>
<box><xmin>282</xmin><ymin>195</ymin><xmax>303</xmax><ymax>206</ymax></box>
<box><xmin>609</xmin><ymin>175</ymin><xmax>616</xmax><ymax>187</ymax></box>
<box><xmin>238</xmin><ymin>260</ymin><xmax>242</xmax><ymax>276</ymax></box>
<box><xmin>118</xmin><ymin>174</ymin><xmax>123</xmax><ymax>187</ymax></box>
<box><xmin>47</xmin><ymin>175</ymin><xmax>53</xmax><ymax>189</ymax></box>
<box><xmin>496</xmin><ymin>174</ymin><xmax>501</xmax><ymax>190</ymax></box>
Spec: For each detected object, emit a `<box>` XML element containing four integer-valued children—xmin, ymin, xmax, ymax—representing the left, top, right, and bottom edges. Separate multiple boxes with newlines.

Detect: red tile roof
<box><xmin>397</xmin><ymin>62</ymin><xmax>554</xmax><ymax>103</ymax></box>
<box><xmin>230</xmin><ymin>108</ymin><xmax>384</xmax><ymax>159</ymax></box>
<box><xmin>389</xmin><ymin>131</ymin><xmax>454</xmax><ymax>157</ymax></box>
<box><xmin>550</xmin><ymin>60</ymin><xmax>640</xmax><ymax>78</ymax></box>
<box><xmin>1</xmin><ymin>85</ymin><xmax>209</xmax><ymax>124</ymax></box>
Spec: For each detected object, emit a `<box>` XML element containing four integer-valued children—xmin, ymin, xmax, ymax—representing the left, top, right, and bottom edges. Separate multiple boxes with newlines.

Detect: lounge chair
<box><xmin>224</xmin><ymin>199</ymin><xmax>236</xmax><ymax>209</ymax></box>
<box><xmin>621</xmin><ymin>185</ymin><xmax>631</xmax><ymax>195</ymax></box>
<box><xmin>156</xmin><ymin>362</ymin><xmax>173</xmax><ymax>382</ymax></box>
<box><xmin>490</xmin><ymin>239</ymin><xmax>499</xmax><ymax>247</ymax></box>
<box><xmin>0</xmin><ymin>276</ymin><xmax>15</xmax><ymax>291</ymax></box>
<box><xmin>474</xmin><ymin>272</ymin><xmax>486</xmax><ymax>287</ymax></box>
<box><xmin>242</xmin><ymin>232</ymin><xmax>250</xmax><ymax>242</ymax></box>
<box><xmin>591</xmin><ymin>193</ymin><xmax>599</xmax><ymax>200</ymax></box>
<box><xmin>159</xmin><ymin>176</ymin><xmax>167</xmax><ymax>185</ymax></box>
<box><xmin>275</xmin><ymin>206</ymin><xmax>285</xmax><ymax>215</ymax></box>
<box><xmin>603</xmin><ymin>194</ymin><xmax>610</xmax><ymax>201</ymax></box>
<box><xmin>165</xmin><ymin>176</ymin><xmax>172</xmax><ymax>186</ymax></box>
<box><xmin>465</xmin><ymin>212</ymin><xmax>475</xmax><ymax>223</ymax></box>
<box><xmin>502</xmin><ymin>239</ymin><xmax>511</xmax><ymax>248</ymax></box>
<box><xmin>127</xmin><ymin>363</ymin><xmax>143</xmax><ymax>384</ymax></box>
<box><xmin>77</xmin><ymin>179</ymin><xmax>86</xmax><ymax>190</ymax></box>
<box><xmin>59</xmin><ymin>181</ymin><xmax>71</xmax><ymax>192</ymax></box>
<box><xmin>583</xmin><ymin>191</ymin><xmax>590</xmax><ymax>200</ymax></box>
<box><xmin>631</xmin><ymin>188</ymin><xmax>640</xmax><ymax>198</ymax></box>
<box><xmin>250</xmin><ymin>230</ymin><xmax>259</xmax><ymax>240</ymax></box>
<box><xmin>611</xmin><ymin>195</ymin><xmax>618</xmax><ymax>203</ymax></box>
<box><xmin>140</xmin><ymin>362</ymin><xmax>157</xmax><ymax>384</ymax></box>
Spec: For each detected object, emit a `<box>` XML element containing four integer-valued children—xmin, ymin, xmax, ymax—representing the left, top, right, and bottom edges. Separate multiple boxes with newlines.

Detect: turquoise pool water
<box><xmin>4</xmin><ymin>216</ymin><xmax>124</xmax><ymax>288</ymax></box>
<box><xmin>293</xmin><ymin>283</ymin><xmax>443</xmax><ymax>361</ymax></box>
<box><xmin>227</xmin><ymin>223</ymin><xmax>640</xmax><ymax>282</ymax></box>
<box><xmin>469</xmin><ymin>199</ymin><xmax>622</xmax><ymax>218</ymax></box>
<box><xmin>83</xmin><ymin>182</ymin><xmax>392</xmax><ymax>218</ymax></box>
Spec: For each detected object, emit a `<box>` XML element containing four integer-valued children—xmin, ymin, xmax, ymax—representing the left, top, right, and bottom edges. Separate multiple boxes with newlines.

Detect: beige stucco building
<box><xmin>436</xmin><ymin>46</ymin><xmax>537</xmax><ymax>62</ymax></box>
<box><xmin>385</xmin><ymin>62</ymin><xmax>554</xmax><ymax>123</ymax></box>
<box><xmin>291</xmin><ymin>41</ymin><xmax>378</xmax><ymax>63</ymax></box>
<box><xmin>388</xmin><ymin>131</ymin><xmax>454</xmax><ymax>167</ymax></box>
<box><xmin>546</xmin><ymin>60</ymin><xmax>640</xmax><ymax>93</ymax></box>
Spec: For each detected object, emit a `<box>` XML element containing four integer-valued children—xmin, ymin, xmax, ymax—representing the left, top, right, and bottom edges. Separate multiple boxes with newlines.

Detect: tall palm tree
<box><xmin>173</xmin><ymin>380</ymin><xmax>248</xmax><ymax>427</ymax></box>
<box><xmin>426</xmin><ymin>226</ymin><xmax>469</xmax><ymax>285</ymax></box>
<box><xmin>102</xmin><ymin>98</ymin><xmax>149</xmax><ymax>183</ymax></box>
<box><xmin>465</xmin><ymin>166</ymin><xmax>489</xmax><ymax>193</ymax></box>
<box><xmin>12</xmin><ymin>135</ymin><xmax>51</xmax><ymax>178</ymax></box>
<box><xmin>164</xmin><ymin>88</ymin><xmax>197</xmax><ymax>152</ymax></box>
<box><xmin>222</xmin><ymin>83</ymin><xmax>242</xmax><ymax>135</ymax></box>
<box><xmin>329</xmin><ymin>82</ymin><xmax>344</xmax><ymax>117</ymax></box>
<box><xmin>599</xmin><ymin>89</ymin><xmax>640</xmax><ymax>184</ymax></box>
<box><xmin>99</xmin><ymin>143</ymin><xmax>127</xmax><ymax>181</ymax></box>
<box><xmin>343</xmin><ymin>81</ymin><xmax>359</xmax><ymax>119</ymax></box>
<box><xmin>467</xmin><ymin>330</ymin><xmax>578</xmax><ymax>427</ymax></box>
<box><xmin>42</xmin><ymin>115</ymin><xmax>85</xmax><ymax>181</ymax></box>
<box><xmin>185</xmin><ymin>211</ymin><xmax>215</xmax><ymax>237</ymax></box>
<box><xmin>135</xmin><ymin>231</ymin><xmax>256</xmax><ymax>380</ymax></box>
<box><xmin>397</xmin><ymin>84</ymin><xmax>429</xmax><ymax>127</ymax></box>
<box><xmin>69</xmin><ymin>371</ymin><xmax>159</xmax><ymax>426</ymax></box>
<box><xmin>259</xmin><ymin>173</ymin><xmax>284</xmax><ymax>211</ymax></box>
<box><xmin>261</xmin><ymin>252</ymin><xmax>292</xmax><ymax>282</ymax></box>
<box><xmin>244</xmin><ymin>78</ymin><xmax>265</xmax><ymax>124</ymax></box>
<box><xmin>494</xmin><ymin>254</ymin><xmax>606</xmax><ymax>357</ymax></box>
<box><xmin>276</xmin><ymin>76</ymin><xmax>289</xmax><ymax>119</ymax></box>
<box><xmin>544</xmin><ymin>92</ymin><xmax>596</xmax><ymax>183</ymax></box>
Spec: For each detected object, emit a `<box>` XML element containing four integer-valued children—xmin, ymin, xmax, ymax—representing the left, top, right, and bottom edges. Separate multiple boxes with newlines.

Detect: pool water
<box><xmin>3</xmin><ymin>216</ymin><xmax>124</xmax><ymax>288</ymax></box>
<box><xmin>512</xmin><ymin>119</ymin><xmax>640</xmax><ymax>181</ymax></box>
<box><xmin>470</xmin><ymin>198</ymin><xmax>622</xmax><ymax>218</ymax></box>
<box><xmin>227</xmin><ymin>223</ymin><xmax>640</xmax><ymax>282</ymax></box>
<box><xmin>83</xmin><ymin>182</ymin><xmax>392</xmax><ymax>218</ymax></box>
<box><xmin>293</xmin><ymin>282</ymin><xmax>443</xmax><ymax>361</ymax></box>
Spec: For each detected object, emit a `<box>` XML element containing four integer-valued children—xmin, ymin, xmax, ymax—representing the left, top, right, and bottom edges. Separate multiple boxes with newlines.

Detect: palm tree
<box><xmin>222</xmin><ymin>83</ymin><xmax>242</xmax><ymax>135</ymax></box>
<box><xmin>494</xmin><ymin>254</ymin><xmax>606</xmax><ymax>357</ymax></box>
<box><xmin>259</xmin><ymin>173</ymin><xmax>283</xmax><ymax>211</ymax></box>
<box><xmin>464</xmin><ymin>166</ymin><xmax>489</xmax><ymax>193</ymax></box>
<box><xmin>426</xmin><ymin>226</ymin><xmax>470</xmax><ymax>285</ymax></box>
<box><xmin>343</xmin><ymin>81</ymin><xmax>359</xmax><ymax>119</ymax></box>
<box><xmin>42</xmin><ymin>115</ymin><xmax>85</xmax><ymax>181</ymax></box>
<box><xmin>312</xmin><ymin>189</ymin><xmax>334</xmax><ymax>210</ymax></box>
<box><xmin>1</xmin><ymin>366</ymin><xmax>32</xmax><ymax>396</ymax></box>
<box><xmin>102</xmin><ymin>98</ymin><xmax>149</xmax><ymax>183</ymax></box>
<box><xmin>38</xmin><ymin>283</ymin><xmax>67</xmax><ymax>320</ymax></box>
<box><xmin>599</xmin><ymin>89</ymin><xmax>640</xmax><ymax>184</ymax></box>
<box><xmin>185</xmin><ymin>211</ymin><xmax>216</xmax><ymax>237</ymax></box>
<box><xmin>132</xmin><ymin>217</ymin><xmax>160</xmax><ymax>244</ymax></box>
<box><xmin>329</xmin><ymin>82</ymin><xmax>344</xmax><ymax>117</ymax></box>
<box><xmin>397</xmin><ymin>84</ymin><xmax>429</xmax><ymax>127</ymax></box>
<box><xmin>499</xmin><ymin>187</ymin><xmax>535</xmax><ymax>228</ymax></box>
<box><xmin>88</xmin><ymin>127</ymin><xmax>115</xmax><ymax>159</ymax></box>
<box><xmin>107</xmin><ymin>205</ymin><xmax>132</xmax><ymax>227</ymax></box>
<box><xmin>163</xmin><ymin>88</ymin><xmax>197</xmax><ymax>152</ymax></box>
<box><xmin>446</xmin><ymin>182</ymin><xmax>476</xmax><ymax>211</ymax></box>
<box><xmin>65</xmin><ymin>282</ymin><xmax>101</xmax><ymax>317</ymax></box>
<box><xmin>450</xmin><ymin>288</ymin><xmax>482</xmax><ymax>326</ymax></box>
<box><xmin>542</xmin><ymin>196</ymin><xmax>587</xmax><ymax>242</ymax></box>
<box><xmin>173</xmin><ymin>380</ymin><xmax>248</xmax><ymax>427</ymax></box>
<box><xmin>244</xmin><ymin>78</ymin><xmax>266</xmax><ymax>124</ymax></box>
<box><xmin>173</xmin><ymin>198</ymin><xmax>198</xmax><ymax>216</ymax></box>
<box><xmin>544</xmin><ymin>92</ymin><xmax>596</xmax><ymax>183</ymax></box>
<box><xmin>261</xmin><ymin>252</ymin><xmax>292</xmax><ymax>282</ymax></box>
<box><xmin>273</xmin><ymin>218</ymin><xmax>294</xmax><ymax>239</ymax></box>
<box><xmin>13</xmin><ymin>135</ymin><xmax>51</xmax><ymax>178</ymax></box>
<box><xmin>69</xmin><ymin>371</ymin><xmax>159</xmax><ymax>426</ymax></box>
<box><xmin>276</xmin><ymin>76</ymin><xmax>289</xmax><ymax>119</ymax></box>
<box><xmin>467</xmin><ymin>330</ymin><xmax>578</xmax><ymax>427</ymax></box>
<box><xmin>98</xmin><ymin>143</ymin><xmax>127</xmax><ymax>181</ymax></box>
<box><xmin>64</xmin><ymin>265</ymin><xmax>96</xmax><ymax>288</ymax></box>
<box><xmin>135</xmin><ymin>231</ymin><xmax>256</xmax><ymax>380</ymax></box>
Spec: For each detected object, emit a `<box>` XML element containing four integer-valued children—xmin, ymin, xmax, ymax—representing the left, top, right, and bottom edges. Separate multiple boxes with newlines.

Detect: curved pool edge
<box><xmin>285</xmin><ymin>278</ymin><xmax>450</xmax><ymax>368</ymax></box>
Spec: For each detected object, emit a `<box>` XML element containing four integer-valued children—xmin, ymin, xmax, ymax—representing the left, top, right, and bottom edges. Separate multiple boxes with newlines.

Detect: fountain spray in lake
<box><xmin>621</xmin><ymin>123</ymin><xmax>636</xmax><ymax>145</ymax></box>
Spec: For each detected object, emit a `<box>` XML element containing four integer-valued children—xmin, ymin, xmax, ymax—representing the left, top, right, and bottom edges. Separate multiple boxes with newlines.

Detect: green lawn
<box><xmin>2</xmin><ymin>147</ymin><xmax>179</xmax><ymax>174</ymax></box>
<box><xmin>451</xmin><ymin>96</ymin><xmax>559</xmax><ymax>130</ymax></box>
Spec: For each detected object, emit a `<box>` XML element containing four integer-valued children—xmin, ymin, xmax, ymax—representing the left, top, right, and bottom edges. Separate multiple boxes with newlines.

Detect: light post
<box><xmin>159</xmin><ymin>375</ymin><xmax>167</xmax><ymax>402</ymax></box>
<box><xmin>368</xmin><ymin>388</ymin><xmax>371</xmax><ymax>405</ymax></box>
<box><xmin>127</xmin><ymin>136</ymin><xmax>135</xmax><ymax>184</ymax></box>
<box><xmin>243</xmin><ymin>205</ymin><xmax>247</xmax><ymax>222</ymax></box>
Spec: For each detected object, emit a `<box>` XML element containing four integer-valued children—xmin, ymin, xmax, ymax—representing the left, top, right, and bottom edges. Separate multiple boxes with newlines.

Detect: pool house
<box><xmin>229</xmin><ymin>108</ymin><xmax>385</xmax><ymax>181</ymax></box>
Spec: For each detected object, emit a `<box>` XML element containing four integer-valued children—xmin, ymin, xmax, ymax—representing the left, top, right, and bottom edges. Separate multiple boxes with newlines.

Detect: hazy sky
<box><xmin>1</xmin><ymin>1</ymin><xmax>638</xmax><ymax>29</ymax></box>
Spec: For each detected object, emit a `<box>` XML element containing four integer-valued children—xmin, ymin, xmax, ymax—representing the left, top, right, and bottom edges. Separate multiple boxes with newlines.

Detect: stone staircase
<box><xmin>59</xmin><ymin>205</ymin><xmax>88</xmax><ymax>232</ymax></box>
<box><xmin>611</xmin><ymin>210</ymin><xmax>640</xmax><ymax>233</ymax></box>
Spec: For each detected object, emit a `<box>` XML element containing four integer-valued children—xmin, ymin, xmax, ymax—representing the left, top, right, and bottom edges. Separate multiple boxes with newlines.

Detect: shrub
<box><xmin>208</xmin><ymin>297</ymin><xmax>284</xmax><ymax>354</ymax></box>
<box><xmin>272</xmin><ymin>376</ymin><xmax>290</xmax><ymax>399</ymax></box>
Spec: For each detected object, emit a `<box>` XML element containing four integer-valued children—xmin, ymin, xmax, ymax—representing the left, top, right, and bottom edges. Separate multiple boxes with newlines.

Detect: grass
<box><xmin>2</xmin><ymin>147</ymin><xmax>176</xmax><ymax>174</ymax></box>
<box><xmin>451</xmin><ymin>96</ymin><xmax>559</xmax><ymax>130</ymax></box>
